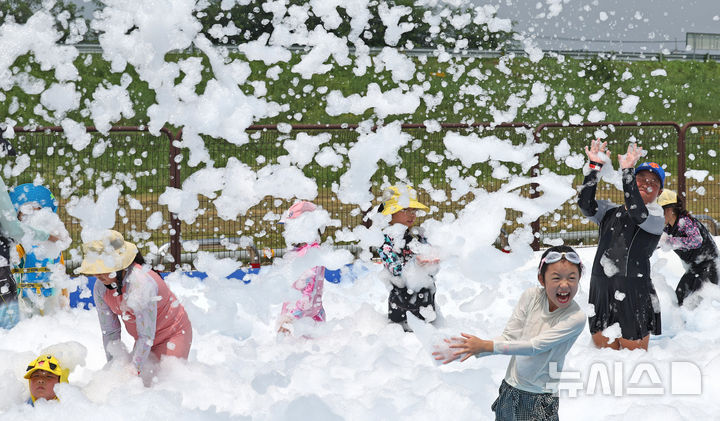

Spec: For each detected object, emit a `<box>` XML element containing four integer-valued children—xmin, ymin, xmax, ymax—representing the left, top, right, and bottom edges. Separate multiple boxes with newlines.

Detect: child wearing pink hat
<box><xmin>277</xmin><ymin>201</ymin><xmax>327</xmax><ymax>334</ymax></box>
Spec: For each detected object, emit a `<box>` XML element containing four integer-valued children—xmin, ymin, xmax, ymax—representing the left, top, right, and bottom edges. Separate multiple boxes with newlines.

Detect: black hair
<box><xmin>539</xmin><ymin>245</ymin><xmax>582</xmax><ymax>279</ymax></box>
<box><xmin>361</xmin><ymin>203</ymin><xmax>384</xmax><ymax>229</ymax></box>
<box><xmin>109</xmin><ymin>251</ymin><xmax>159</xmax><ymax>295</ymax></box>
<box><xmin>0</xmin><ymin>138</ymin><xmax>16</xmax><ymax>157</ymax></box>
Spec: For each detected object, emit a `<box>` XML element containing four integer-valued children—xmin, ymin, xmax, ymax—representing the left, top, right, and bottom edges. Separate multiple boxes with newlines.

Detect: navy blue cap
<box><xmin>635</xmin><ymin>162</ymin><xmax>665</xmax><ymax>188</ymax></box>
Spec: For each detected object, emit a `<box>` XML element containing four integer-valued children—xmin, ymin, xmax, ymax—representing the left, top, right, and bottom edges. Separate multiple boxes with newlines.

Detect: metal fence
<box><xmin>2</xmin><ymin>127</ymin><xmax>178</xmax><ymax>270</ymax></box>
<box><xmin>72</xmin><ymin>43</ymin><xmax>720</xmax><ymax>62</ymax></box>
<box><xmin>1</xmin><ymin>121</ymin><xmax>718</xmax><ymax>270</ymax></box>
<box><xmin>532</xmin><ymin>121</ymin><xmax>682</xmax><ymax>246</ymax></box>
<box><xmin>681</xmin><ymin>122</ymin><xmax>720</xmax><ymax>234</ymax></box>
<box><xmin>174</xmin><ymin>123</ymin><xmax>533</xmax><ymax>266</ymax></box>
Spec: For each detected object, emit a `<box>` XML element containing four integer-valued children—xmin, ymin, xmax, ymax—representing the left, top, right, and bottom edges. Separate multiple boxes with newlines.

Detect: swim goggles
<box><xmin>538</xmin><ymin>251</ymin><xmax>582</xmax><ymax>273</ymax></box>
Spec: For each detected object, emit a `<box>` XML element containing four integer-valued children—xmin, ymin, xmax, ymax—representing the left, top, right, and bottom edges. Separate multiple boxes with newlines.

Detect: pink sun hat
<box><xmin>279</xmin><ymin>201</ymin><xmax>317</xmax><ymax>223</ymax></box>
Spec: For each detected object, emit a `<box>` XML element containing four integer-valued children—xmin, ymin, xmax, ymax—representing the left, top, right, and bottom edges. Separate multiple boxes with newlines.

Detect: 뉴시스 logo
<box><xmin>546</xmin><ymin>361</ymin><xmax>702</xmax><ymax>397</ymax></box>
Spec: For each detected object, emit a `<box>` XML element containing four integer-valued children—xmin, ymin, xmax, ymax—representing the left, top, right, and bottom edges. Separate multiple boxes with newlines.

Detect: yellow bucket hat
<box><xmin>381</xmin><ymin>185</ymin><xmax>429</xmax><ymax>215</ymax></box>
<box><xmin>76</xmin><ymin>230</ymin><xmax>138</xmax><ymax>274</ymax></box>
<box><xmin>657</xmin><ymin>189</ymin><xmax>678</xmax><ymax>207</ymax></box>
<box><xmin>24</xmin><ymin>354</ymin><xmax>69</xmax><ymax>383</ymax></box>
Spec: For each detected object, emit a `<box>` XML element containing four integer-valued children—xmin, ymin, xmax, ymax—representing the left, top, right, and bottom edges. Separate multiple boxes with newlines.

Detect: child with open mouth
<box><xmin>434</xmin><ymin>245</ymin><xmax>585</xmax><ymax>421</ymax></box>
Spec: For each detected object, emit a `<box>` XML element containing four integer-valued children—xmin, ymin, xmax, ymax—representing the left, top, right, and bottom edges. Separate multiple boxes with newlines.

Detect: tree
<box><xmin>195</xmin><ymin>0</ymin><xmax>274</xmax><ymax>45</ymax></box>
<box><xmin>0</xmin><ymin>0</ymin><xmax>90</xmax><ymax>43</ymax></box>
<box><xmin>195</xmin><ymin>0</ymin><xmax>514</xmax><ymax>51</ymax></box>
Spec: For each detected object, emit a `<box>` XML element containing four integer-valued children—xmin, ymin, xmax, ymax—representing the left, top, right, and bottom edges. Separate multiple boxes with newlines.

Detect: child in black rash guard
<box><xmin>578</xmin><ymin>141</ymin><xmax>665</xmax><ymax>351</ymax></box>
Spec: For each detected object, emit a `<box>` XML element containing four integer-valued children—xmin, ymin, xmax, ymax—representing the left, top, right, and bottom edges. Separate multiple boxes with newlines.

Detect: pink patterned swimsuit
<box><xmin>280</xmin><ymin>243</ymin><xmax>326</xmax><ymax>322</ymax></box>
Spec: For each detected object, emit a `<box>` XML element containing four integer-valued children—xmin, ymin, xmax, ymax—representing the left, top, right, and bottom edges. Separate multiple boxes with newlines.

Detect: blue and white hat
<box><xmin>8</xmin><ymin>183</ymin><xmax>58</xmax><ymax>213</ymax></box>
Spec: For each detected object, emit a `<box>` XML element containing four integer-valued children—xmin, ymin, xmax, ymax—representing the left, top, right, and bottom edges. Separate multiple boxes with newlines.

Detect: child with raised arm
<box><xmin>435</xmin><ymin>246</ymin><xmax>586</xmax><ymax>421</ymax></box>
<box><xmin>579</xmin><ymin>141</ymin><xmax>664</xmax><ymax>350</ymax></box>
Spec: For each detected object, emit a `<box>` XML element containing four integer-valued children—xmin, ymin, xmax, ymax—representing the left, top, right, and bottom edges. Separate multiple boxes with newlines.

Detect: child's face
<box><xmin>390</xmin><ymin>208</ymin><xmax>417</xmax><ymax>228</ymax></box>
<box><xmin>636</xmin><ymin>170</ymin><xmax>662</xmax><ymax>205</ymax></box>
<box><xmin>538</xmin><ymin>259</ymin><xmax>580</xmax><ymax>312</ymax></box>
<box><xmin>663</xmin><ymin>206</ymin><xmax>676</xmax><ymax>225</ymax></box>
<box><xmin>97</xmin><ymin>272</ymin><xmax>117</xmax><ymax>285</ymax></box>
<box><xmin>29</xmin><ymin>370</ymin><xmax>60</xmax><ymax>401</ymax></box>
<box><xmin>18</xmin><ymin>203</ymin><xmax>42</xmax><ymax>221</ymax></box>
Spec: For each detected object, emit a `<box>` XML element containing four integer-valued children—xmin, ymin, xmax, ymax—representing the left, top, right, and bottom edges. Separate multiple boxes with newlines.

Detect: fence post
<box><xmin>530</xmin><ymin>125</ymin><xmax>543</xmax><ymax>251</ymax></box>
<box><xmin>677</xmin><ymin>123</ymin><xmax>688</xmax><ymax>201</ymax></box>
<box><xmin>169</xmin><ymin>129</ymin><xmax>182</xmax><ymax>269</ymax></box>
<box><xmin>531</xmin><ymin>121</ymin><xmax>682</xmax><ymax>250</ymax></box>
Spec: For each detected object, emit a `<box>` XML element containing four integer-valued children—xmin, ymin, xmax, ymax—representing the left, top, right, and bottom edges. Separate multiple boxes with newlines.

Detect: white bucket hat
<box><xmin>76</xmin><ymin>230</ymin><xmax>138</xmax><ymax>275</ymax></box>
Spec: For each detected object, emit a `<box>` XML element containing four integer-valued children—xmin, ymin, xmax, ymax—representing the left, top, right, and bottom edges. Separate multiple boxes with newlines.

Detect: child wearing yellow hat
<box><xmin>658</xmin><ymin>190</ymin><xmax>720</xmax><ymax>305</ymax></box>
<box><xmin>376</xmin><ymin>184</ymin><xmax>438</xmax><ymax>330</ymax></box>
<box><xmin>24</xmin><ymin>354</ymin><xmax>69</xmax><ymax>406</ymax></box>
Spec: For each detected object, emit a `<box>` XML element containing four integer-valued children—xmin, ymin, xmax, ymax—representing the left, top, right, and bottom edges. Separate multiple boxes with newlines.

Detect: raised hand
<box><xmin>584</xmin><ymin>139</ymin><xmax>610</xmax><ymax>163</ymax></box>
<box><xmin>618</xmin><ymin>143</ymin><xmax>644</xmax><ymax>169</ymax></box>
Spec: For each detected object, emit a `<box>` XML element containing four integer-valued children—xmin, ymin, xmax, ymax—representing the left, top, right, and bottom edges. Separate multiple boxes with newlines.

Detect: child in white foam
<box><xmin>277</xmin><ymin>201</ymin><xmax>327</xmax><ymax>334</ymax></box>
<box><xmin>9</xmin><ymin>183</ymin><xmax>69</xmax><ymax>316</ymax></box>
<box><xmin>434</xmin><ymin>245</ymin><xmax>586</xmax><ymax>421</ymax></box>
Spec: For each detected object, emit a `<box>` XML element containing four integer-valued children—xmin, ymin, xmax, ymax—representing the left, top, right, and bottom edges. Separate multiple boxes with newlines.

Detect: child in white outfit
<box><xmin>435</xmin><ymin>245</ymin><xmax>586</xmax><ymax>421</ymax></box>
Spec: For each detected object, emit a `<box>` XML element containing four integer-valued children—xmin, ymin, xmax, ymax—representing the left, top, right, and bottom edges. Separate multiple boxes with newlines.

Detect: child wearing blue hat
<box><xmin>1</xmin><ymin>177</ymin><xmax>56</xmax><ymax>329</ymax></box>
<box><xmin>8</xmin><ymin>183</ymin><xmax>67</xmax><ymax>316</ymax></box>
<box><xmin>579</xmin><ymin>141</ymin><xmax>665</xmax><ymax>351</ymax></box>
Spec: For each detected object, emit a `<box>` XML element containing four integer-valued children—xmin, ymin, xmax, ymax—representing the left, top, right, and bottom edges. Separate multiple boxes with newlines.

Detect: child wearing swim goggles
<box><xmin>434</xmin><ymin>245</ymin><xmax>586</xmax><ymax>421</ymax></box>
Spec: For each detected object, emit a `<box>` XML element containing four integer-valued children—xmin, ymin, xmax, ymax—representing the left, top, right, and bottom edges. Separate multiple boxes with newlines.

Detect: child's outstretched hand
<box><xmin>416</xmin><ymin>256</ymin><xmax>440</xmax><ymax>266</ymax></box>
<box><xmin>432</xmin><ymin>333</ymin><xmax>493</xmax><ymax>364</ymax></box>
<box><xmin>584</xmin><ymin>139</ymin><xmax>610</xmax><ymax>163</ymax></box>
<box><xmin>431</xmin><ymin>338</ymin><xmax>464</xmax><ymax>364</ymax></box>
<box><xmin>618</xmin><ymin>143</ymin><xmax>643</xmax><ymax>169</ymax></box>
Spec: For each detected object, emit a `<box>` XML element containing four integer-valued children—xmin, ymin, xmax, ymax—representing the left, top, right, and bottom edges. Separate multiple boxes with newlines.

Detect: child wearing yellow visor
<box><xmin>657</xmin><ymin>189</ymin><xmax>720</xmax><ymax>305</ymax></box>
<box><xmin>376</xmin><ymin>185</ymin><xmax>438</xmax><ymax>330</ymax></box>
<box><xmin>24</xmin><ymin>354</ymin><xmax>69</xmax><ymax>406</ymax></box>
